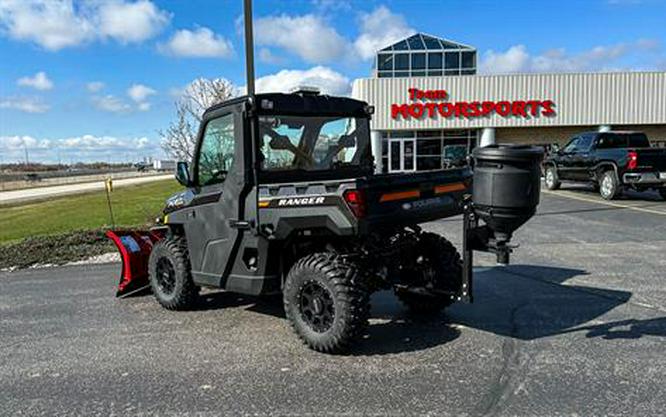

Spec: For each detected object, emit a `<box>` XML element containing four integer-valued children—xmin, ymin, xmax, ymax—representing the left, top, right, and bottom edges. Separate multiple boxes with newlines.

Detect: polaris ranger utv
<box><xmin>107</xmin><ymin>90</ymin><xmax>543</xmax><ymax>353</ymax></box>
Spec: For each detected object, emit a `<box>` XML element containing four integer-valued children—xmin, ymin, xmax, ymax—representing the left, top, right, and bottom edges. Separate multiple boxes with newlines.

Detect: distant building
<box><xmin>152</xmin><ymin>160</ymin><xmax>176</xmax><ymax>171</ymax></box>
<box><xmin>352</xmin><ymin>33</ymin><xmax>666</xmax><ymax>173</ymax></box>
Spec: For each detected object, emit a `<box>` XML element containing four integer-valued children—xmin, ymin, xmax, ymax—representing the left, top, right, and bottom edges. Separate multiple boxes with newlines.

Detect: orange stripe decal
<box><xmin>258</xmin><ymin>200</ymin><xmax>270</xmax><ymax>208</ymax></box>
<box><xmin>434</xmin><ymin>183</ymin><xmax>467</xmax><ymax>194</ymax></box>
<box><xmin>379</xmin><ymin>189</ymin><xmax>421</xmax><ymax>202</ymax></box>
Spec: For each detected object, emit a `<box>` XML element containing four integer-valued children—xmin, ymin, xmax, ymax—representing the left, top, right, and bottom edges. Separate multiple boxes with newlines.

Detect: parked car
<box><xmin>543</xmin><ymin>131</ymin><xmax>666</xmax><ymax>200</ymax></box>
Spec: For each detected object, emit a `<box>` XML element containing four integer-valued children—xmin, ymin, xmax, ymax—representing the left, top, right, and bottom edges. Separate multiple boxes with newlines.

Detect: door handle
<box><xmin>229</xmin><ymin>219</ymin><xmax>254</xmax><ymax>230</ymax></box>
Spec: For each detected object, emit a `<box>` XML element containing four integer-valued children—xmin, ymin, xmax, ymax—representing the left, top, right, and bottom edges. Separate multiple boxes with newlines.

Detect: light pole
<box><xmin>244</xmin><ymin>0</ymin><xmax>255</xmax><ymax>96</ymax></box>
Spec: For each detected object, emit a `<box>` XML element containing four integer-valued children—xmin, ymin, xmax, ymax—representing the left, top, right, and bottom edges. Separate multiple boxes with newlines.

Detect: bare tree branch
<box><xmin>160</xmin><ymin>78</ymin><xmax>236</xmax><ymax>161</ymax></box>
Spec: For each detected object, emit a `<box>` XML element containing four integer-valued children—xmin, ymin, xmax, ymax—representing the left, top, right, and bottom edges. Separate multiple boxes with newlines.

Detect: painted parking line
<box><xmin>542</xmin><ymin>189</ymin><xmax>666</xmax><ymax>217</ymax></box>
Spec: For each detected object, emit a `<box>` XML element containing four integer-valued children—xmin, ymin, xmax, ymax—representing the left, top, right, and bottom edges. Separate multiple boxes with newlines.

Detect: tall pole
<box><xmin>244</xmin><ymin>0</ymin><xmax>255</xmax><ymax>96</ymax></box>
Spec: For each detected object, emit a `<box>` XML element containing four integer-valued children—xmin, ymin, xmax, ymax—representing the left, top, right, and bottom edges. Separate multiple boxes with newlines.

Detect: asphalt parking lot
<box><xmin>2</xmin><ymin>184</ymin><xmax>666</xmax><ymax>416</ymax></box>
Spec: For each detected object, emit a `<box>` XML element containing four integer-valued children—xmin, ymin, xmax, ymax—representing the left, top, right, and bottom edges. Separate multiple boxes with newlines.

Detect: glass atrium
<box><xmin>373</xmin><ymin>33</ymin><xmax>477</xmax><ymax>78</ymax></box>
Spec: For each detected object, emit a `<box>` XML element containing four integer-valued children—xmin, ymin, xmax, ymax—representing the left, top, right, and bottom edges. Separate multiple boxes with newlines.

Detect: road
<box><xmin>1</xmin><ymin>185</ymin><xmax>665</xmax><ymax>416</ymax></box>
<box><xmin>0</xmin><ymin>174</ymin><xmax>173</xmax><ymax>206</ymax></box>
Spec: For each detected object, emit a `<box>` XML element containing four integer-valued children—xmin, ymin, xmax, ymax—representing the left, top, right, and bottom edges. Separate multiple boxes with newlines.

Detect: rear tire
<box><xmin>148</xmin><ymin>236</ymin><xmax>198</xmax><ymax>310</ymax></box>
<box><xmin>394</xmin><ymin>233</ymin><xmax>462</xmax><ymax>314</ymax></box>
<box><xmin>283</xmin><ymin>252</ymin><xmax>370</xmax><ymax>353</ymax></box>
<box><xmin>544</xmin><ymin>166</ymin><xmax>561</xmax><ymax>190</ymax></box>
<box><xmin>659</xmin><ymin>188</ymin><xmax>666</xmax><ymax>200</ymax></box>
<box><xmin>599</xmin><ymin>170</ymin><xmax>621</xmax><ymax>200</ymax></box>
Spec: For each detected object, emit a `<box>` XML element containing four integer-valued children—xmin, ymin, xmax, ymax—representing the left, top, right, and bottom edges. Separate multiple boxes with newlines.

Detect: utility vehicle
<box><xmin>108</xmin><ymin>90</ymin><xmax>542</xmax><ymax>353</ymax></box>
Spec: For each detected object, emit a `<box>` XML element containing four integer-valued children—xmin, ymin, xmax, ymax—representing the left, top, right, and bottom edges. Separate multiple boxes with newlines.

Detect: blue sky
<box><xmin>1</xmin><ymin>0</ymin><xmax>665</xmax><ymax>163</ymax></box>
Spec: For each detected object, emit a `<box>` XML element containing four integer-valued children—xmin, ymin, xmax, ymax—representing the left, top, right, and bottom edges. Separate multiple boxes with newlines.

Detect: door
<box><xmin>569</xmin><ymin>134</ymin><xmax>594</xmax><ymax>180</ymax></box>
<box><xmin>388</xmin><ymin>139</ymin><xmax>416</xmax><ymax>172</ymax></box>
<box><xmin>185</xmin><ymin>106</ymin><xmax>252</xmax><ymax>287</ymax></box>
<box><xmin>557</xmin><ymin>136</ymin><xmax>580</xmax><ymax>180</ymax></box>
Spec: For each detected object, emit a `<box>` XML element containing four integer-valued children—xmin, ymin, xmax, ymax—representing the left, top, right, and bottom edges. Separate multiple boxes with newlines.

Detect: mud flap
<box><xmin>106</xmin><ymin>229</ymin><xmax>165</xmax><ymax>298</ymax></box>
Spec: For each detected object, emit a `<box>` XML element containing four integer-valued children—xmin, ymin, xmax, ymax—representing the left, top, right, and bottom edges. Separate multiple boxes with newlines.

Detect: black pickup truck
<box><xmin>543</xmin><ymin>131</ymin><xmax>666</xmax><ymax>200</ymax></box>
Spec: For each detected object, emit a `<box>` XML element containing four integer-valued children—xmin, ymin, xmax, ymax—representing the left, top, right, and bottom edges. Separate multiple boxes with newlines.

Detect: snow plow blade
<box><xmin>105</xmin><ymin>229</ymin><xmax>165</xmax><ymax>298</ymax></box>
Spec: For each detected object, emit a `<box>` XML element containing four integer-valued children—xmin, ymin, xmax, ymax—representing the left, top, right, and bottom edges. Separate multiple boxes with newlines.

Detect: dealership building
<box><xmin>351</xmin><ymin>33</ymin><xmax>666</xmax><ymax>173</ymax></box>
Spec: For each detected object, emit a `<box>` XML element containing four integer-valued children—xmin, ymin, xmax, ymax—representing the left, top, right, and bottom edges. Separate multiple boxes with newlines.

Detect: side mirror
<box><xmin>175</xmin><ymin>161</ymin><xmax>192</xmax><ymax>187</ymax></box>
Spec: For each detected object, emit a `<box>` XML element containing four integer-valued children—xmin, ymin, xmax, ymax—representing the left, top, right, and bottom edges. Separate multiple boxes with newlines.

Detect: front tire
<box><xmin>599</xmin><ymin>170</ymin><xmax>621</xmax><ymax>200</ymax></box>
<box><xmin>283</xmin><ymin>253</ymin><xmax>370</xmax><ymax>353</ymax></box>
<box><xmin>148</xmin><ymin>236</ymin><xmax>198</xmax><ymax>310</ymax></box>
<box><xmin>394</xmin><ymin>233</ymin><xmax>463</xmax><ymax>314</ymax></box>
<box><xmin>544</xmin><ymin>165</ymin><xmax>561</xmax><ymax>190</ymax></box>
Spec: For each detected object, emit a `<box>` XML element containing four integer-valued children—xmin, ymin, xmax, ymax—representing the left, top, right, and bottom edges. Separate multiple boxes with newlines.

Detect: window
<box><xmin>394</xmin><ymin>54</ymin><xmax>409</xmax><ymax>70</ymax></box>
<box><xmin>197</xmin><ymin>114</ymin><xmax>235</xmax><ymax>186</ymax></box>
<box><xmin>259</xmin><ymin>115</ymin><xmax>369</xmax><ymax>172</ymax></box>
<box><xmin>577</xmin><ymin>135</ymin><xmax>593</xmax><ymax>151</ymax></box>
<box><xmin>411</xmin><ymin>53</ymin><xmax>426</xmax><ymax>70</ymax></box>
<box><xmin>461</xmin><ymin>51</ymin><xmax>476</xmax><ymax>69</ymax></box>
<box><xmin>427</xmin><ymin>52</ymin><xmax>442</xmax><ymax>69</ymax></box>
<box><xmin>445</xmin><ymin>52</ymin><xmax>460</xmax><ymax>70</ymax></box>
<box><xmin>378</xmin><ymin>53</ymin><xmax>393</xmax><ymax>71</ymax></box>
<box><xmin>563</xmin><ymin>137</ymin><xmax>581</xmax><ymax>153</ymax></box>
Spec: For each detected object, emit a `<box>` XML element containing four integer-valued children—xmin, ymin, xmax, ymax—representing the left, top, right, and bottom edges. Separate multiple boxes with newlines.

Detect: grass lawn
<box><xmin>0</xmin><ymin>179</ymin><xmax>182</xmax><ymax>245</ymax></box>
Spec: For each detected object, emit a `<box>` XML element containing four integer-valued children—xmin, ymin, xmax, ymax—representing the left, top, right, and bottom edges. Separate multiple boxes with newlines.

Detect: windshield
<box><xmin>258</xmin><ymin>115</ymin><xmax>370</xmax><ymax>172</ymax></box>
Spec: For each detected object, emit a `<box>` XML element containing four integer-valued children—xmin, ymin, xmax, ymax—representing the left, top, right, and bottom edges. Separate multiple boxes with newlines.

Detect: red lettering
<box><xmin>408</xmin><ymin>88</ymin><xmax>418</xmax><ymax>100</ymax></box>
<box><xmin>468</xmin><ymin>101</ymin><xmax>481</xmax><ymax>117</ymax></box>
<box><xmin>425</xmin><ymin>102</ymin><xmax>437</xmax><ymax>117</ymax></box>
<box><xmin>512</xmin><ymin>101</ymin><xmax>527</xmax><ymax>117</ymax></box>
<box><xmin>391</xmin><ymin>104</ymin><xmax>409</xmax><ymax>119</ymax></box>
<box><xmin>542</xmin><ymin>100</ymin><xmax>556</xmax><ymax>116</ymax></box>
<box><xmin>481</xmin><ymin>101</ymin><xmax>495</xmax><ymax>116</ymax></box>
<box><xmin>438</xmin><ymin>103</ymin><xmax>454</xmax><ymax>117</ymax></box>
<box><xmin>496</xmin><ymin>101</ymin><xmax>511</xmax><ymax>116</ymax></box>
<box><xmin>408</xmin><ymin>103</ymin><xmax>424</xmax><ymax>118</ymax></box>
<box><xmin>527</xmin><ymin>100</ymin><xmax>541</xmax><ymax>116</ymax></box>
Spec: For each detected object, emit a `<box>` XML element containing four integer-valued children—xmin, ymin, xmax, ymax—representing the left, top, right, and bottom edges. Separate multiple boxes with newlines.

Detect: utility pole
<box><xmin>23</xmin><ymin>138</ymin><xmax>29</xmax><ymax>165</ymax></box>
<box><xmin>244</xmin><ymin>0</ymin><xmax>255</xmax><ymax>96</ymax></box>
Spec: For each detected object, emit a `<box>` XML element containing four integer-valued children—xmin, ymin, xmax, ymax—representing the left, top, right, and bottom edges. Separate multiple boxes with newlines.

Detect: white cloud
<box><xmin>0</xmin><ymin>135</ymin><xmax>50</xmax><ymax>150</ymax></box>
<box><xmin>158</xmin><ymin>27</ymin><xmax>234</xmax><ymax>58</ymax></box>
<box><xmin>258</xmin><ymin>47</ymin><xmax>284</xmax><ymax>64</ymax></box>
<box><xmin>0</xmin><ymin>96</ymin><xmax>49</xmax><ymax>113</ymax></box>
<box><xmin>255</xmin><ymin>14</ymin><xmax>348</xmax><ymax>63</ymax></box>
<box><xmin>17</xmin><ymin>71</ymin><xmax>54</xmax><ymax>90</ymax></box>
<box><xmin>92</xmin><ymin>95</ymin><xmax>132</xmax><ymax>113</ymax></box>
<box><xmin>97</xmin><ymin>0</ymin><xmax>170</xmax><ymax>44</ymax></box>
<box><xmin>254</xmin><ymin>66</ymin><xmax>350</xmax><ymax>96</ymax></box>
<box><xmin>86</xmin><ymin>81</ymin><xmax>105</xmax><ymax>93</ymax></box>
<box><xmin>480</xmin><ymin>39</ymin><xmax>663</xmax><ymax>74</ymax></box>
<box><xmin>354</xmin><ymin>6</ymin><xmax>415</xmax><ymax>60</ymax></box>
<box><xmin>0</xmin><ymin>0</ymin><xmax>170</xmax><ymax>51</ymax></box>
<box><xmin>127</xmin><ymin>83</ymin><xmax>156</xmax><ymax>102</ymax></box>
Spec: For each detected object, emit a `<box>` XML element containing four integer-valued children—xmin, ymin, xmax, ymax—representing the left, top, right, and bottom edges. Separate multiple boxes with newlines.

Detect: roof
<box><xmin>379</xmin><ymin>33</ymin><xmax>475</xmax><ymax>52</ymax></box>
<box><xmin>203</xmin><ymin>92</ymin><xmax>369</xmax><ymax>118</ymax></box>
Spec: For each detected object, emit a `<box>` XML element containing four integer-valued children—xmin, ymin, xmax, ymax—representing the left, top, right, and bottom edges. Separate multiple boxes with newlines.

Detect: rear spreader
<box><xmin>108</xmin><ymin>91</ymin><xmax>543</xmax><ymax>352</ymax></box>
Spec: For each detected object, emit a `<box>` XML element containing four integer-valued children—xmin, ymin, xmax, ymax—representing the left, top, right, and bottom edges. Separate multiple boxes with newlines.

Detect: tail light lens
<box><xmin>627</xmin><ymin>151</ymin><xmax>638</xmax><ymax>170</ymax></box>
<box><xmin>343</xmin><ymin>189</ymin><xmax>366</xmax><ymax>219</ymax></box>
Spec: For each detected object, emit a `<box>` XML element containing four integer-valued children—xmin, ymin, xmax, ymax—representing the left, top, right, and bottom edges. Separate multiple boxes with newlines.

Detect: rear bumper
<box><xmin>623</xmin><ymin>172</ymin><xmax>666</xmax><ymax>186</ymax></box>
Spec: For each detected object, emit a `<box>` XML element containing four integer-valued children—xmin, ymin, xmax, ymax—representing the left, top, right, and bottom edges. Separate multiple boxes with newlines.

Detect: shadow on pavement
<box><xmin>569</xmin><ymin>317</ymin><xmax>666</xmax><ymax>340</ymax></box>
<box><xmin>448</xmin><ymin>264</ymin><xmax>635</xmax><ymax>341</ymax></box>
<box><xmin>553</xmin><ymin>183</ymin><xmax>665</xmax><ymax>203</ymax></box>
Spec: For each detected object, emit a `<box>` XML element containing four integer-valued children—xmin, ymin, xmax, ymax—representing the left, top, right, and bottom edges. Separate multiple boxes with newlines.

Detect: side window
<box><xmin>563</xmin><ymin>137</ymin><xmax>580</xmax><ymax>153</ymax></box>
<box><xmin>577</xmin><ymin>135</ymin><xmax>593</xmax><ymax>152</ymax></box>
<box><xmin>197</xmin><ymin>113</ymin><xmax>236</xmax><ymax>186</ymax></box>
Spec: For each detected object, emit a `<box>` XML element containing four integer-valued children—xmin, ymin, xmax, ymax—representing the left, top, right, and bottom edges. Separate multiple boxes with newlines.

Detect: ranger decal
<box><xmin>277</xmin><ymin>196</ymin><xmax>326</xmax><ymax>206</ymax></box>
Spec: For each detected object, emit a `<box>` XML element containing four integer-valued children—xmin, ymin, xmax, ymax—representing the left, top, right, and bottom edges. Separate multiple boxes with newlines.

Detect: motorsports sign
<box><xmin>391</xmin><ymin>88</ymin><xmax>556</xmax><ymax>120</ymax></box>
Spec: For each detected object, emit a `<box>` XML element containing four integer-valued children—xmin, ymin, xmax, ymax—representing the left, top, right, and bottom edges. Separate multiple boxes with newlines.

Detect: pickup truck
<box><xmin>543</xmin><ymin>131</ymin><xmax>666</xmax><ymax>200</ymax></box>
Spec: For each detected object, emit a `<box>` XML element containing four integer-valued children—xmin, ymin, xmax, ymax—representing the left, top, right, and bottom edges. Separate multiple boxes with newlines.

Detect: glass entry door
<box><xmin>388</xmin><ymin>139</ymin><xmax>416</xmax><ymax>172</ymax></box>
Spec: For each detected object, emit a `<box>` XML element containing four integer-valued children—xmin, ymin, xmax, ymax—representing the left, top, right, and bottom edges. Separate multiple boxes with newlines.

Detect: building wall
<box><xmin>352</xmin><ymin>71</ymin><xmax>666</xmax><ymax>131</ymax></box>
<box><xmin>496</xmin><ymin>124</ymin><xmax>666</xmax><ymax>146</ymax></box>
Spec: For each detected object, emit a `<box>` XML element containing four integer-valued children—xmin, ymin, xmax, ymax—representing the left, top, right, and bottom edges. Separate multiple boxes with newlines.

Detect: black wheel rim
<box><xmin>298</xmin><ymin>281</ymin><xmax>335</xmax><ymax>333</ymax></box>
<box><xmin>155</xmin><ymin>258</ymin><xmax>176</xmax><ymax>295</ymax></box>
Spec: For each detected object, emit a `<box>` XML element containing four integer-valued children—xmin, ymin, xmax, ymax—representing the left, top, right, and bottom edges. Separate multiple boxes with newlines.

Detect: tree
<box><xmin>160</xmin><ymin>78</ymin><xmax>237</xmax><ymax>161</ymax></box>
